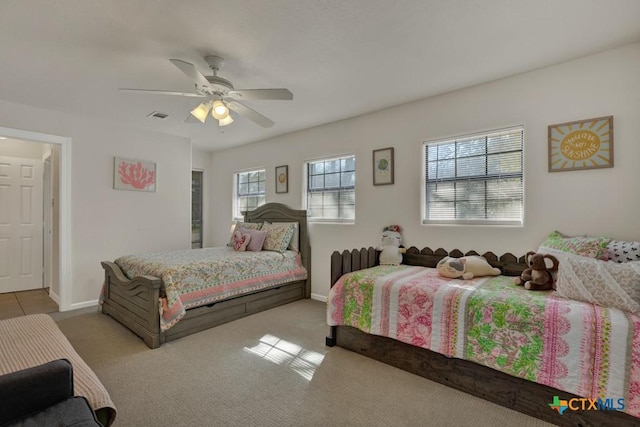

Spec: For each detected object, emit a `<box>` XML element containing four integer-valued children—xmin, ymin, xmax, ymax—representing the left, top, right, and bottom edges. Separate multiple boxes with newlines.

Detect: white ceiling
<box><xmin>1</xmin><ymin>1</ymin><xmax>639</xmax><ymax>151</ymax></box>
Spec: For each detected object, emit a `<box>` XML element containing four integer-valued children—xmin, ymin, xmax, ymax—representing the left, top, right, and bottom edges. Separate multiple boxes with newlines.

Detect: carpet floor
<box><xmin>53</xmin><ymin>299</ymin><xmax>554</xmax><ymax>427</ymax></box>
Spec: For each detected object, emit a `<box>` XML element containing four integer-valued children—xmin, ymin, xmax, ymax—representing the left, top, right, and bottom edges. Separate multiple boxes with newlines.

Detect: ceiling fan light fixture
<box><xmin>211</xmin><ymin>100</ymin><xmax>229</xmax><ymax>120</ymax></box>
<box><xmin>125</xmin><ymin>57</ymin><xmax>292</xmax><ymax>129</ymax></box>
<box><xmin>190</xmin><ymin>102</ymin><xmax>211</xmax><ymax>123</ymax></box>
<box><xmin>218</xmin><ymin>115</ymin><xmax>234</xmax><ymax>127</ymax></box>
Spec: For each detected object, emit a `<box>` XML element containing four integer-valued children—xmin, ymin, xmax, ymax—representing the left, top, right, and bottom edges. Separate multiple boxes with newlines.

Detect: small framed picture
<box><xmin>275</xmin><ymin>165</ymin><xmax>288</xmax><ymax>194</ymax></box>
<box><xmin>373</xmin><ymin>147</ymin><xmax>394</xmax><ymax>185</ymax></box>
<box><xmin>548</xmin><ymin>116</ymin><xmax>613</xmax><ymax>172</ymax></box>
<box><xmin>114</xmin><ymin>157</ymin><xmax>156</xmax><ymax>192</ymax></box>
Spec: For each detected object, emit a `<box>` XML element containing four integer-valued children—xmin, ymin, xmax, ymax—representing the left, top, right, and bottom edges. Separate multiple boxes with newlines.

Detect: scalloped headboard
<box><xmin>331</xmin><ymin>246</ymin><xmax>528</xmax><ymax>286</ymax></box>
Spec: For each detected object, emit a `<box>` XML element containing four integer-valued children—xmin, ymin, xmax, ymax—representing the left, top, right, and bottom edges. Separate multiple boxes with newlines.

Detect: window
<box><xmin>234</xmin><ymin>169</ymin><xmax>266</xmax><ymax>220</ymax></box>
<box><xmin>191</xmin><ymin>170</ymin><xmax>203</xmax><ymax>248</ymax></box>
<box><xmin>423</xmin><ymin>126</ymin><xmax>523</xmax><ymax>225</ymax></box>
<box><xmin>305</xmin><ymin>154</ymin><xmax>355</xmax><ymax>222</ymax></box>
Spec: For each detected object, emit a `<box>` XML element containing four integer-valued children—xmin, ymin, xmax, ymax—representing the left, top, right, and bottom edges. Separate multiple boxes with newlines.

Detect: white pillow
<box><xmin>606</xmin><ymin>240</ymin><xmax>640</xmax><ymax>263</ymax></box>
<box><xmin>552</xmin><ymin>249</ymin><xmax>640</xmax><ymax>314</ymax></box>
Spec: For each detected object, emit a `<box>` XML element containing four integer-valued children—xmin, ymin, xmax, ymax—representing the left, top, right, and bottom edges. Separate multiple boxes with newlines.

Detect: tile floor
<box><xmin>0</xmin><ymin>289</ymin><xmax>58</xmax><ymax>321</ymax></box>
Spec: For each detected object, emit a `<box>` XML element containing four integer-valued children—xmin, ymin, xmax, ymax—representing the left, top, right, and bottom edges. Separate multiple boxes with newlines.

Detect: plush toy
<box><xmin>376</xmin><ymin>225</ymin><xmax>406</xmax><ymax>265</ymax></box>
<box><xmin>436</xmin><ymin>255</ymin><xmax>501</xmax><ymax>280</ymax></box>
<box><xmin>514</xmin><ymin>251</ymin><xmax>559</xmax><ymax>291</ymax></box>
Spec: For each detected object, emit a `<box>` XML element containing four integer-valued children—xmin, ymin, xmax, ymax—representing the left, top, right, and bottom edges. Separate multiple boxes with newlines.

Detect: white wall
<box><xmin>208</xmin><ymin>42</ymin><xmax>640</xmax><ymax>299</ymax></box>
<box><xmin>0</xmin><ymin>138</ymin><xmax>50</xmax><ymax>159</ymax></box>
<box><xmin>0</xmin><ymin>101</ymin><xmax>191</xmax><ymax>307</ymax></box>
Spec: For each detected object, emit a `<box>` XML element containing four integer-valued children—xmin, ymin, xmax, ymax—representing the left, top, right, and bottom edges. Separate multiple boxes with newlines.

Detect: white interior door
<box><xmin>0</xmin><ymin>156</ymin><xmax>43</xmax><ymax>293</ymax></box>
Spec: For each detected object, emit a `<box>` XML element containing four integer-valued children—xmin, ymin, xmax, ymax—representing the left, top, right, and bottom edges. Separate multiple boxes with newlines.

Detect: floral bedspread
<box><xmin>116</xmin><ymin>247</ymin><xmax>307</xmax><ymax>331</ymax></box>
<box><xmin>327</xmin><ymin>265</ymin><xmax>640</xmax><ymax>418</ymax></box>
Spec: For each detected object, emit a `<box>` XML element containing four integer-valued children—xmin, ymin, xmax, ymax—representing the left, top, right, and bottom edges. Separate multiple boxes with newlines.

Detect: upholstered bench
<box><xmin>0</xmin><ymin>314</ymin><xmax>116</xmax><ymax>426</ymax></box>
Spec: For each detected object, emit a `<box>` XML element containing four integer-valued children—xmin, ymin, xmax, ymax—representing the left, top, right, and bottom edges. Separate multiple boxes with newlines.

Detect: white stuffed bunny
<box><xmin>376</xmin><ymin>225</ymin><xmax>406</xmax><ymax>265</ymax></box>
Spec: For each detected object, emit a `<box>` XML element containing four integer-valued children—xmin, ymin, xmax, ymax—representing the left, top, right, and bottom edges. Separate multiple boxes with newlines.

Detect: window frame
<box><xmin>304</xmin><ymin>154</ymin><xmax>356</xmax><ymax>224</ymax></box>
<box><xmin>421</xmin><ymin>126</ymin><xmax>524</xmax><ymax>226</ymax></box>
<box><xmin>232</xmin><ymin>168</ymin><xmax>266</xmax><ymax>221</ymax></box>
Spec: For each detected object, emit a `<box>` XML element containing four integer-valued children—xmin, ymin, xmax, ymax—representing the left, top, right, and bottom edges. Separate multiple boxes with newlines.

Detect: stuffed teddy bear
<box><xmin>436</xmin><ymin>255</ymin><xmax>501</xmax><ymax>280</ymax></box>
<box><xmin>514</xmin><ymin>251</ymin><xmax>559</xmax><ymax>290</ymax></box>
<box><xmin>376</xmin><ymin>225</ymin><xmax>406</xmax><ymax>266</ymax></box>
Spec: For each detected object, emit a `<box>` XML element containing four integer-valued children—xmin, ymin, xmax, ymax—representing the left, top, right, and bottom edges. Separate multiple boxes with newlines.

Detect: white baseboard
<box><xmin>68</xmin><ymin>299</ymin><xmax>99</xmax><ymax>311</ymax></box>
<box><xmin>310</xmin><ymin>293</ymin><xmax>327</xmax><ymax>303</ymax></box>
<box><xmin>48</xmin><ymin>289</ymin><xmax>61</xmax><ymax>305</ymax></box>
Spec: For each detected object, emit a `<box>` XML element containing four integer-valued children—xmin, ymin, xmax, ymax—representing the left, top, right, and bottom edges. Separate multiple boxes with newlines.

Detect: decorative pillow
<box><xmin>605</xmin><ymin>240</ymin><xmax>640</xmax><ymax>263</ymax></box>
<box><xmin>538</xmin><ymin>230</ymin><xmax>610</xmax><ymax>260</ymax></box>
<box><xmin>261</xmin><ymin>222</ymin><xmax>295</xmax><ymax>253</ymax></box>
<box><xmin>231</xmin><ymin>230</ymin><xmax>251</xmax><ymax>251</ymax></box>
<box><xmin>265</xmin><ymin>221</ymin><xmax>299</xmax><ymax>252</ymax></box>
<box><xmin>238</xmin><ymin>227</ymin><xmax>268</xmax><ymax>252</ymax></box>
<box><xmin>552</xmin><ymin>249</ymin><xmax>640</xmax><ymax>314</ymax></box>
<box><xmin>227</xmin><ymin>222</ymin><xmax>262</xmax><ymax>246</ymax></box>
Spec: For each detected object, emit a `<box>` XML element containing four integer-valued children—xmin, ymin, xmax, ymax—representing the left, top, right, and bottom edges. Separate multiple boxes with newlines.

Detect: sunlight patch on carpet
<box><xmin>244</xmin><ymin>334</ymin><xmax>325</xmax><ymax>380</ymax></box>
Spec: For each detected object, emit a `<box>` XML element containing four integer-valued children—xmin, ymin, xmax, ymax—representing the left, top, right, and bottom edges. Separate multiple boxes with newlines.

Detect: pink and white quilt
<box><xmin>327</xmin><ymin>265</ymin><xmax>640</xmax><ymax>419</ymax></box>
<box><xmin>115</xmin><ymin>247</ymin><xmax>307</xmax><ymax>331</ymax></box>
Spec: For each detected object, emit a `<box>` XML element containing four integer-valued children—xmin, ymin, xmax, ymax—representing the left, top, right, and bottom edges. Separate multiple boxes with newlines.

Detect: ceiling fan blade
<box><xmin>227</xmin><ymin>101</ymin><xmax>275</xmax><ymax>128</ymax></box>
<box><xmin>226</xmin><ymin>88</ymin><xmax>293</xmax><ymax>101</ymax></box>
<box><xmin>119</xmin><ymin>88</ymin><xmax>205</xmax><ymax>97</ymax></box>
<box><xmin>169</xmin><ymin>59</ymin><xmax>211</xmax><ymax>90</ymax></box>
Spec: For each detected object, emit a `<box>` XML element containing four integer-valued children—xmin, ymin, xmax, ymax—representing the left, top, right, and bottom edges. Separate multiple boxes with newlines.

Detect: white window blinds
<box><xmin>306</xmin><ymin>155</ymin><xmax>356</xmax><ymax>222</ymax></box>
<box><xmin>234</xmin><ymin>169</ymin><xmax>266</xmax><ymax>219</ymax></box>
<box><xmin>423</xmin><ymin>127</ymin><xmax>524</xmax><ymax>225</ymax></box>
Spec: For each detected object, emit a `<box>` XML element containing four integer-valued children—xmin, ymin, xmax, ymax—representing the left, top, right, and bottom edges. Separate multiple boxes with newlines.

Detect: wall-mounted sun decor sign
<box><xmin>548</xmin><ymin>116</ymin><xmax>613</xmax><ymax>172</ymax></box>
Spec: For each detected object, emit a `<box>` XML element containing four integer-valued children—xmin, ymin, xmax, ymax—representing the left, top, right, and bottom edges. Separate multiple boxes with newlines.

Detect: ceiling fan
<box><xmin>119</xmin><ymin>56</ymin><xmax>293</xmax><ymax>128</ymax></box>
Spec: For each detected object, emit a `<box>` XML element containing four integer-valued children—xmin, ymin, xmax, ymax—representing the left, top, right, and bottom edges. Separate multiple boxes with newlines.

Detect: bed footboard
<box><xmin>101</xmin><ymin>261</ymin><xmax>307</xmax><ymax>349</ymax></box>
<box><xmin>326</xmin><ymin>247</ymin><xmax>378</xmax><ymax>346</ymax></box>
<box><xmin>100</xmin><ymin>261</ymin><xmax>163</xmax><ymax>349</ymax></box>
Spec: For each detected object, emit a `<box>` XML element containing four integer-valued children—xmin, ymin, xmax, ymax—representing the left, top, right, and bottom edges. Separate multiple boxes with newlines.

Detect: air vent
<box><xmin>147</xmin><ymin>111</ymin><xmax>169</xmax><ymax>120</ymax></box>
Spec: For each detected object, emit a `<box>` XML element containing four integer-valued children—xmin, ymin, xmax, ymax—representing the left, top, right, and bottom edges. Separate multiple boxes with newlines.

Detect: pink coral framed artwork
<box><xmin>114</xmin><ymin>157</ymin><xmax>156</xmax><ymax>192</ymax></box>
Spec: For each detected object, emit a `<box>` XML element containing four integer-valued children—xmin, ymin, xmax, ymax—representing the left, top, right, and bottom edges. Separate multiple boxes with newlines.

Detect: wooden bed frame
<box><xmin>326</xmin><ymin>247</ymin><xmax>638</xmax><ymax>427</ymax></box>
<box><xmin>101</xmin><ymin>203</ymin><xmax>311</xmax><ymax>349</ymax></box>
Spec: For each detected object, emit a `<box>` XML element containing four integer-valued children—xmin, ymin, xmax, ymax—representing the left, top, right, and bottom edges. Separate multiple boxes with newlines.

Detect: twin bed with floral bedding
<box><xmin>327</xmin><ymin>232</ymin><xmax>640</xmax><ymax>426</ymax></box>
<box><xmin>115</xmin><ymin>247</ymin><xmax>307</xmax><ymax>331</ymax></box>
<box><xmin>101</xmin><ymin>203</ymin><xmax>310</xmax><ymax>348</ymax></box>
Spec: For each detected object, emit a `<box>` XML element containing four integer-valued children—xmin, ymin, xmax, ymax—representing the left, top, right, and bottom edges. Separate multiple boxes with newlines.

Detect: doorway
<box><xmin>192</xmin><ymin>170</ymin><xmax>203</xmax><ymax>249</ymax></box>
<box><xmin>0</xmin><ymin>127</ymin><xmax>71</xmax><ymax>311</ymax></box>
